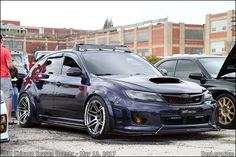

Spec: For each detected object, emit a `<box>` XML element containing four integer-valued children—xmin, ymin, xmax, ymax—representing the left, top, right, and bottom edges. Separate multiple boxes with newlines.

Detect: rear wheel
<box><xmin>17</xmin><ymin>93</ymin><xmax>40</xmax><ymax>127</ymax></box>
<box><xmin>84</xmin><ymin>96</ymin><xmax>111</xmax><ymax>139</ymax></box>
<box><xmin>216</xmin><ymin>94</ymin><xmax>235</xmax><ymax>129</ymax></box>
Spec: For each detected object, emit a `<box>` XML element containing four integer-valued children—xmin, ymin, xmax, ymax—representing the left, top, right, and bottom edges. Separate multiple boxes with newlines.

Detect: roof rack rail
<box><xmin>72</xmin><ymin>43</ymin><xmax>131</xmax><ymax>53</ymax></box>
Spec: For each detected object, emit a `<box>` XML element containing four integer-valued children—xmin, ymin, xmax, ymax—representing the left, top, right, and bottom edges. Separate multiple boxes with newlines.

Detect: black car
<box><xmin>17</xmin><ymin>44</ymin><xmax>218</xmax><ymax>139</ymax></box>
<box><xmin>155</xmin><ymin>45</ymin><xmax>236</xmax><ymax>128</ymax></box>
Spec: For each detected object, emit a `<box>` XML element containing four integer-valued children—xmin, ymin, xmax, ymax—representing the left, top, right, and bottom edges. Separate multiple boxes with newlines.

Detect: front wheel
<box><xmin>17</xmin><ymin>93</ymin><xmax>40</xmax><ymax>127</ymax></box>
<box><xmin>84</xmin><ymin>96</ymin><xmax>111</xmax><ymax>139</ymax></box>
<box><xmin>216</xmin><ymin>94</ymin><xmax>236</xmax><ymax>129</ymax></box>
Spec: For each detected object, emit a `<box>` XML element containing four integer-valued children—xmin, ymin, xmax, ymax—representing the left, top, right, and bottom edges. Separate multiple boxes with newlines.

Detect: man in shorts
<box><xmin>0</xmin><ymin>34</ymin><xmax>14</xmax><ymax>123</ymax></box>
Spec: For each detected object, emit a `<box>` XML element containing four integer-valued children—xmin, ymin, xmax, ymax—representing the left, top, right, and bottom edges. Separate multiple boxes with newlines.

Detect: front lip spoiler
<box><xmin>113</xmin><ymin>123</ymin><xmax>220</xmax><ymax>136</ymax></box>
<box><xmin>155</xmin><ymin>123</ymin><xmax>220</xmax><ymax>135</ymax></box>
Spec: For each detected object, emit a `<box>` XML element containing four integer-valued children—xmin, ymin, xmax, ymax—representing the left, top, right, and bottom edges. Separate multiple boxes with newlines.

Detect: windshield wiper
<box><xmin>130</xmin><ymin>73</ymin><xmax>146</xmax><ymax>76</ymax></box>
<box><xmin>95</xmin><ymin>73</ymin><xmax>115</xmax><ymax>76</ymax></box>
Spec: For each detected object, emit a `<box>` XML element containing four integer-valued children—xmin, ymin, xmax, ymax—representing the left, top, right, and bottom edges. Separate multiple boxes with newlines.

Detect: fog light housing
<box><xmin>0</xmin><ymin>114</ymin><xmax>7</xmax><ymax>133</ymax></box>
<box><xmin>0</xmin><ymin>124</ymin><xmax>6</xmax><ymax>133</ymax></box>
<box><xmin>135</xmin><ymin>116</ymin><xmax>143</xmax><ymax>124</ymax></box>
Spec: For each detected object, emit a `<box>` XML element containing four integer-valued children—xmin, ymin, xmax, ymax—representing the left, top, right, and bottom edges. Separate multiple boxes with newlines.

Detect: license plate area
<box><xmin>180</xmin><ymin>108</ymin><xmax>198</xmax><ymax>116</ymax></box>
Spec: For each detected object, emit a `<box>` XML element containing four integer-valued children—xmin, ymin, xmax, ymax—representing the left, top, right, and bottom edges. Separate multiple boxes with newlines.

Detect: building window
<box><xmin>211</xmin><ymin>19</ymin><xmax>227</xmax><ymax>33</ymax></box>
<box><xmin>185</xmin><ymin>30</ymin><xmax>203</xmax><ymax>40</ymax></box>
<box><xmin>97</xmin><ymin>36</ymin><xmax>107</xmax><ymax>44</ymax></box>
<box><xmin>110</xmin><ymin>35</ymin><xmax>119</xmax><ymax>44</ymax></box>
<box><xmin>137</xmin><ymin>31</ymin><xmax>149</xmax><ymax>42</ymax></box>
<box><xmin>184</xmin><ymin>47</ymin><xmax>203</xmax><ymax>54</ymax></box>
<box><xmin>210</xmin><ymin>41</ymin><xmax>225</xmax><ymax>53</ymax></box>
<box><xmin>124</xmin><ymin>33</ymin><xmax>134</xmax><ymax>44</ymax></box>
<box><xmin>87</xmin><ymin>39</ymin><xmax>95</xmax><ymax>44</ymax></box>
<box><xmin>137</xmin><ymin>48</ymin><xmax>149</xmax><ymax>57</ymax></box>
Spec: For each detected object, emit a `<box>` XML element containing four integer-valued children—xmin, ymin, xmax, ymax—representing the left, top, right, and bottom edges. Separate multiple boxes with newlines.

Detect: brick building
<box><xmin>205</xmin><ymin>10</ymin><xmax>236</xmax><ymax>55</ymax></box>
<box><xmin>0</xmin><ymin>20</ymin><xmax>88</xmax><ymax>62</ymax></box>
<box><xmin>1</xmin><ymin>10</ymin><xmax>235</xmax><ymax>63</ymax></box>
<box><xmin>69</xmin><ymin>22</ymin><xmax>204</xmax><ymax>57</ymax></box>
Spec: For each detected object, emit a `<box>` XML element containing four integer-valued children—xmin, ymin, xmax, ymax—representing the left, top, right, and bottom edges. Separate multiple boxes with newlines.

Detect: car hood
<box><xmin>217</xmin><ymin>44</ymin><xmax>236</xmax><ymax>79</ymax></box>
<box><xmin>102</xmin><ymin>75</ymin><xmax>204</xmax><ymax>94</ymax></box>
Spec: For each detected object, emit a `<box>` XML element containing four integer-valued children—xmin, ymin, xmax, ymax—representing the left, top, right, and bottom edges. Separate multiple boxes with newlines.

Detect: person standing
<box><xmin>0</xmin><ymin>34</ymin><xmax>14</xmax><ymax>124</ymax></box>
<box><xmin>10</xmin><ymin>65</ymin><xmax>19</xmax><ymax>118</ymax></box>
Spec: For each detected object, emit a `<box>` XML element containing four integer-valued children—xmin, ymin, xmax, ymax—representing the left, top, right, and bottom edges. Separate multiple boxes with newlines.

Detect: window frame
<box><xmin>174</xmin><ymin>59</ymin><xmax>202</xmax><ymax>78</ymax></box>
<box><xmin>157</xmin><ymin>59</ymin><xmax>178</xmax><ymax>77</ymax></box>
<box><xmin>61</xmin><ymin>52</ymin><xmax>82</xmax><ymax>76</ymax></box>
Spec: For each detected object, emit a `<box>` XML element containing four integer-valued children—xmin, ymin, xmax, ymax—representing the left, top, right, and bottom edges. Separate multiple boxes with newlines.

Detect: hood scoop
<box><xmin>149</xmin><ymin>77</ymin><xmax>181</xmax><ymax>84</ymax></box>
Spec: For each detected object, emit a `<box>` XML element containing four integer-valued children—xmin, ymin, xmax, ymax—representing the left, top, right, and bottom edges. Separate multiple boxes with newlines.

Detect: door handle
<box><xmin>56</xmin><ymin>82</ymin><xmax>62</xmax><ymax>87</ymax></box>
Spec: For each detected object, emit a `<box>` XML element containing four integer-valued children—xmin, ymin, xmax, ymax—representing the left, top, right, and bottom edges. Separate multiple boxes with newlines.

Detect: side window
<box><xmin>40</xmin><ymin>57</ymin><xmax>63</xmax><ymax>75</ymax></box>
<box><xmin>175</xmin><ymin>60</ymin><xmax>201</xmax><ymax>79</ymax></box>
<box><xmin>62</xmin><ymin>56</ymin><xmax>80</xmax><ymax>76</ymax></box>
<box><xmin>157</xmin><ymin>60</ymin><xmax>177</xmax><ymax>76</ymax></box>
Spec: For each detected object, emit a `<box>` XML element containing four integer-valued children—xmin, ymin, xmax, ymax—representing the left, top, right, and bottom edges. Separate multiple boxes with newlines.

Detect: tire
<box><xmin>216</xmin><ymin>93</ymin><xmax>236</xmax><ymax>129</ymax></box>
<box><xmin>17</xmin><ymin>93</ymin><xmax>40</xmax><ymax>127</ymax></box>
<box><xmin>84</xmin><ymin>96</ymin><xmax>111</xmax><ymax>139</ymax></box>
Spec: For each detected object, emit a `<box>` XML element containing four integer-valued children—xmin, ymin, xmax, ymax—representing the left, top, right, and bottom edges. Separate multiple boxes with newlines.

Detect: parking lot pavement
<box><xmin>1</xmin><ymin>124</ymin><xmax>235</xmax><ymax>156</ymax></box>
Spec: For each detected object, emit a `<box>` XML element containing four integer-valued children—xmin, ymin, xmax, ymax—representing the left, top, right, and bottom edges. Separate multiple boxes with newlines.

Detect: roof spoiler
<box><xmin>54</xmin><ymin>45</ymin><xmax>74</xmax><ymax>51</ymax></box>
<box><xmin>72</xmin><ymin>43</ymin><xmax>131</xmax><ymax>52</ymax></box>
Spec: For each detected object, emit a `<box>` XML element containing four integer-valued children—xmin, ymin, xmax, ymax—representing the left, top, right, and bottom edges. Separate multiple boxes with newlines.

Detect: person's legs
<box><xmin>6</xmin><ymin>98</ymin><xmax>12</xmax><ymax>122</ymax></box>
<box><xmin>1</xmin><ymin>78</ymin><xmax>13</xmax><ymax>122</ymax></box>
<box><xmin>12</xmin><ymin>86</ymin><xmax>18</xmax><ymax>112</ymax></box>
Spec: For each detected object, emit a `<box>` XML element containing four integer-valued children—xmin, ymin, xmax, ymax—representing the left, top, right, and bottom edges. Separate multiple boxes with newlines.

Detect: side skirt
<box><xmin>38</xmin><ymin>114</ymin><xmax>86</xmax><ymax>129</ymax></box>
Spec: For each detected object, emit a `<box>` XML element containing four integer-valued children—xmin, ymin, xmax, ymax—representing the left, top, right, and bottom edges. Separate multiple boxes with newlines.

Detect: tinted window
<box><xmin>83</xmin><ymin>52</ymin><xmax>162</xmax><ymax>76</ymax></box>
<box><xmin>175</xmin><ymin>60</ymin><xmax>201</xmax><ymax>79</ymax></box>
<box><xmin>198</xmin><ymin>57</ymin><xmax>225</xmax><ymax>78</ymax></box>
<box><xmin>41</xmin><ymin>57</ymin><xmax>63</xmax><ymax>75</ymax></box>
<box><xmin>157</xmin><ymin>60</ymin><xmax>177</xmax><ymax>76</ymax></box>
<box><xmin>62</xmin><ymin>57</ymin><xmax>80</xmax><ymax>76</ymax></box>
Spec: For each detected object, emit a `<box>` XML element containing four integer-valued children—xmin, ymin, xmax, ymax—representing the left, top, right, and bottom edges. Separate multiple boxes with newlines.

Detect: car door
<box><xmin>53</xmin><ymin>52</ymin><xmax>86</xmax><ymax>120</ymax></box>
<box><xmin>33</xmin><ymin>53</ymin><xmax>64</xmax><ymax>116</ymax></box>
<box><xmin>174</xmin><ymin>59</ymin><xmax>203</xmax><ymax>84</ymax></box>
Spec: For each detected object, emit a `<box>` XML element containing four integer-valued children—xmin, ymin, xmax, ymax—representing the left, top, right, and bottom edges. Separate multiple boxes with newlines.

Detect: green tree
<box><xmin>145</xmin><ymin>55</ymin><xmax>160</xmax><ymax>64</ymax></box>
<box><xmin>103</xmin><ymin>18</ymin><xmax>114</xmax><ymax>29</ymax></box>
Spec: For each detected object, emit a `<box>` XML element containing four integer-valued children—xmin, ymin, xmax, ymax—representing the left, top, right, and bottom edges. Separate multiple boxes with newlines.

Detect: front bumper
<box><xmin>111</xmin><ymin>100</ymin><xmax>219</xmax><ymax>135</ymax></box>
<box><xmin>1</xmin><ymin>102</ymin><xmax>9</xmax><ymax>143</ymax></box>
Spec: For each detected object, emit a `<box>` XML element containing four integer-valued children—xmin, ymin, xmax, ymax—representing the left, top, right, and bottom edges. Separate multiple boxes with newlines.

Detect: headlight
<box><xmin>0</xmin><ymin>90</ymin><xmax>5</xmax><ymax>103</ymax></box>
<box><xmin>203</xmin><ymin>90</ymin><xmax>214</xmax><ymax>103</ymax></box>
<box><xmin>125</xmin><ymin>90</ymin><xmax>164</xmax><ymax>102</ymax></box>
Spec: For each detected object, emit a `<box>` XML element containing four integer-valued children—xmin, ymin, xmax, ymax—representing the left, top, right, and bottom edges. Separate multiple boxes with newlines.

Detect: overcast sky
<box><xmin>1</xmin><ymin>1</ymin><xmax>235</xmax><ymax>30</ymax></box>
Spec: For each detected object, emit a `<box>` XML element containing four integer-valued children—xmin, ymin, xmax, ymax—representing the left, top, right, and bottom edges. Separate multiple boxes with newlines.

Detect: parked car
<box><xmin>155</xmin><ymin>45</ymin><xmax>236</xmax><ymax>128</ymax></box>
<box><xmin>0</xmin><ymin>90</ymin><xmax>9</xmax><ymax>143</ymax></box>
<box><xmin>18</xmin><ymin>44</ymin><xmax>218</xmax><ymax>139</ymax></box>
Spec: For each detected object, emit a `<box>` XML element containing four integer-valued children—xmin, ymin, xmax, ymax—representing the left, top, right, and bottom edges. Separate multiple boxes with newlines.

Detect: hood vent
<box><xmin>149</xmin><ymin>77</ymin><xmax>181</xmax><ymax>84</ymax></box>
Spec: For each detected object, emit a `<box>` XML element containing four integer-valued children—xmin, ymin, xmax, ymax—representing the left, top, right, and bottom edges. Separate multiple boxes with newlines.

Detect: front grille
<box><xmin>162</xmin><ymin>94</ymin><xmax>202</xmax><ymax>105</ymax></box>
<box><xmin>160</xmin><ymin>116</ymin><xmax>209</xmax><ymax>125</ymax></box>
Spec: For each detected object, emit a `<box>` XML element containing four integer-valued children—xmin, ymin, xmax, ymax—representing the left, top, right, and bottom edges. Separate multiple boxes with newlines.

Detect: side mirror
<box><xmin>66</xmin><ymin>67</ymin><xmax>83</xmax><ymax>77</ymax></box>
<box><xmin>189</xmin><ymin>73</ymin><xmax>203</xmax><ymax>80</ymax></box>
<box><xmin>160</xmin><ymin>69</ymin><xmax>168</xmax><ymax>76</ymax></box>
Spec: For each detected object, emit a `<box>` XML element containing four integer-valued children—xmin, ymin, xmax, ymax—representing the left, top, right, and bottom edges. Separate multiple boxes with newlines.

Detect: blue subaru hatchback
<box><xmin>17</xmin><ymin>44</ymin><xmax>219</xmax><ymax>139</ymax></box>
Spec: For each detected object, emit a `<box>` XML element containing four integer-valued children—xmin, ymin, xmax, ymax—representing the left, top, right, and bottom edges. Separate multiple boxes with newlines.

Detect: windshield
<box><xmin>82</xmin><ymin>52</ymin><xmax>162</xmax><ymax>76</ymax></box>
<box><xmin>199</xmin><ymin>57</ymin><xmax>225</xmax><ymax>78</ymax></box>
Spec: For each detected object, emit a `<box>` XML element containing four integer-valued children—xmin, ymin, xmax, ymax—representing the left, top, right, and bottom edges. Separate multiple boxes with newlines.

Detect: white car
<box><xmin>0</xmin><ymin>90</ymin><xmax>9</xmax><ymax>142</ymax></box>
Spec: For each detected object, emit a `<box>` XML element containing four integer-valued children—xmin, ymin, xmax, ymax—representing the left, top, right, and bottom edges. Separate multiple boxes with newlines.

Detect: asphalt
<box><xmin>1</xmin><ymin>122</ymin><xmax>235</xmax><ymax>156</ymax></box>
